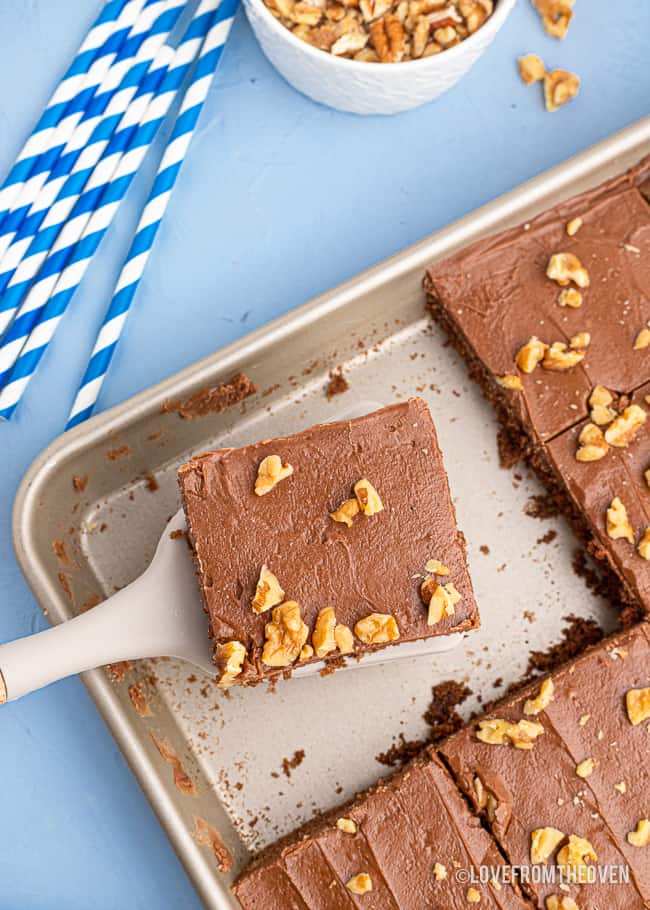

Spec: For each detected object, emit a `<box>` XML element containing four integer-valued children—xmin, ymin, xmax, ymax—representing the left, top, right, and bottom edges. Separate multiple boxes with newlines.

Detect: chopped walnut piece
<box><xmin>262</xmin><ymin>601</ymin><xmax>309</xmax><ymax>667</ymax></box>
<box><xmin>466</xmin><ymin>888</ymin><xmax>481</xmax><ymax>904</ymax></box>
<box><xmin>530</xmin><ymin>827</ymin><xmax>565</xmax><ymax>864</ymax></box>
<box><xmin>533</xmin><ymin>0</ymin><xmax>574</xmax><ymax>39</ymax></box>
<box><xmin>216</xmin><ymin>641</ymin><xmax>247</xmax><ymax>688</ymax></box>
<box><xmin>589</xmin><ymin>385</ymin><xmax>616</xmax><ymax>426</ymax></box>
<box><xmin>566</xmin><ymin>216</ymin><xmax>583</xmax><ymax>236</ymax></box>
<box><xmin>255</xmin><ymin>455</ymin><xmax>293</xmax><ymax>495</ymax></box>
<box><xmin>627</xmin><ymin>819</ymin><xmax>650</xmax><ymax>848</ymax></box>
<box><xmin>331</xmin><ymin>27</ymin><xmax>369</xmax><ymax>54</ymax></box>
<box><xmin>544</xmin><ymin>68</ymin><xmax>580</xmax><ymax>111</ymax></box>
<box><xmin>546</xmin><ymin>896</ymin><xmax>579</xmax><ymax>910</ymax></box>
<box><xmin>547</xmin><ymin>252</ymin><xmax>589</xmax><ymax>287</ymax></box>
<box><xmin>312</xmin><ymin>607</ymin><xmax>337</xmax><ymax>657</ymax></box>
<box><xmin>646</xmin><ymin>468</ymin><xmax>650</xmax><ymax>490</ymax></box>
<box><xmin>569</xmin><ymin>332</ymin><xmax>590</xmax><ymax>350</ymax></box>
<box><xmin>425</xmin><ymin>558</ymin><xmax>450</xmax><ymax>575</ymax></box>
<box><xmin>638</xmin><ymin>528</ymin><xmax>650</xmax><ymax>560</ymax></box>
<box><xmin>604</xmin><ymin>404</ymin><xmax>646</xmax><ymax>447</ymax></box>
<box><xmin>626</xmin><ymin>687</ymin><xmax>650</xmax><ymax>725</ymax></box>
<box><xmin>354</xmin><ymin>478</ymin><xmax>383</xmax><ymax>515</ymax></box>
<box><xmin>542</xmin><ymin>342</ymin><xmax>585</xmax><ymax>371</ymax></box>
<box><xmin>575</xmin><ymin>423</ymin><xmax>609</xmax><ymax>463</ymax></box>
<box><xmin>369</xmin><ymin>13</ymin><xmax>405</xmax><ymax>61</ymax></box>
<box><xmin>516</xmin><ymin>336</ymin><xmax>547</xmax><ymax>373</ymax></box>
<box><xmin>575</xmin><ymin>757</ymin><xmax>597</xmax><ymax>778</ymax></box>
<box><xmin>354</xmin><ymin>612</ymin><xmax>399</xmax><ymax>644</ymax></box>
<box><xmin>433</xmin><ymin>862</ymin><xmax>447</xmax><ymax>880</ymax></box>
<box><xmin>330</xmin><ymin>497</ymin><xmax>360</xmax><ymax>527</ymax></box>
<box><xmin>518</xmin><ymin>53</ymin><xmax>545</xmax><ymax>84</ymax></box>
<box><xmin>557</xmin><ymin>835</ymin><xmax>597</xmax><ymax>882</ymax></box>
<box><xmin>558</xmin><ymin>288</ymin><xmax>583</xmax><ymax>308</ymax></box>
<box><xmin>634</xmin><ymin>326</ymin><xmax>650</xmax><ymax>350</ymax></box>
<box><xmin>346</xmin><ymin>872</ymin><xmax>373</xmax><ymax>895</ymax></box>
<box><xmin>614</xmin><ymin>781</ymin><xmax>627</xmax><ymax>794</ymax></box>
<box><xmin>496</xmin><ymin>373</ymin><xmax>524</xmax><ymax>390</ymax></box>
<box><xmin>252</xmin><ymin>565</ymin><xmax>285</xmax><ymax>614</ymax></box>
<box><xmin>299</xmin><ymin>644</ymin><xmax>314</xmax><ymax>661</ymax></box>
<box><xmin>337</xmin><ymin>817</ymin><xmax>357</xmax><ymax>834</ymax></box>
<box><xmin>334</xmin><ymin>623</ymin><xmax>355</xmax><ymax>654</ymax></box>
<box><xmin>476</xmin><ymin>718</ymin><xmax>544</xmax><ymax>750</ymax></box>
<box><xmin>422</xmin><ymin>579</ymin><xmax>461</xmax><ymax>625</ymax></box>
<box><xmin>473</xmin><ymin>775</ymin><xmax>498</xmax><ymax>822</ymax></box>
<box><xmin>606</xmin><ymin>497</ymin><xmax>634</xmax><ymax>544</ymax></box>
<box><xmin>524</xmin><ymin>678</ymin><xmax>554</xmax><ymax>715</ymax></box>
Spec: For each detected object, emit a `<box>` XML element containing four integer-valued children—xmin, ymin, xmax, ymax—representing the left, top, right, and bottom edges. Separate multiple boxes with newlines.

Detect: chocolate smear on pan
<box><xmin>163</xmin><ymin>372</ymin><xmax>257</xmax><ymax>419</ymax></box>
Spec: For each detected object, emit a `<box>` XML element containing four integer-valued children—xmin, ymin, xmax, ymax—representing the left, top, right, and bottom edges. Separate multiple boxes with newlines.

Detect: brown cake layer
<box><xmin>178</xmin><ymin>399</ymin><xmax>479</xmax><ymax>685</ymax></box>
<box><xmin>425</xmin><ymin>156</ymin><xmax>650</xmax><ymax>616</ymax></box>
<box><xmin>440</xmin><ymin>623</ymin><xmax>650</xmax><ymax>908</ymax></box>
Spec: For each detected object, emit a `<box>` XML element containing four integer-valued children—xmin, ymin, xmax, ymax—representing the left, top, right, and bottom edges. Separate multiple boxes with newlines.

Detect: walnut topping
<box><xmin>634</xmin><ymin>325</ymin><xmax>650</xmax><ymax>350</ymax></box>
<box><xmin>425</xmin><ymin>558</ymin><xmax>450</xmax><ymax>576</ymax></box>
<box><xmin>433</xmin><ymin>862</ymin><xmax>447</xmax><ymax>880</ymax></box>
<box><xmin>337</xmin><ymin>817</ymin><xmax>357</xmax><ymax>834</ymax></box>
<box><xmin>530</xmin><ymin>827</ymin><xmax>565</xmax><ymax>864</ymax></box>
<box><xmin>533</xmin><ymin>0</ymin><xmax>574</xmax><ymax>39</ymax></box>
<box><xmin>252</xmin><ymin>565</ymin><xmax>285</xmax><ymax>614</ymax></box>
<box><xmin>557</xmin><ymin>835</ymin><xmax>597</xmax><ymax>881</ymax></box>
<box><xmin>547</xmin><ymin>252</ymin><xmax>589</xmax><ymax>287</ymax></box>
<box><xmin>626</xmin><ymin>687</ymin><xmax>650</xmax><ymax>725</ymax></box>
<box><xmin>566</xmin><ymin>216</ymin><xmax>583</xmax><ymax>236</ymax></box>
<box><xmin>544</xmin><ymin>68</ymin><xmax>580</xmax><ymax>111</ymax></box>
<box><xmin>300</xmin><ymin>644</ymin><xmax>314</xmax><ymax>661</ymax></box>
<box><xmin>628</xmin><ymin>819</ymin><xmax>650</xmax><ymax>848</ymax></box>
<box><xmin>637</xmin><ymin>528</ymin><xmax>650</xmax><ymax>560</ymax></box>
<box><xmin>604</xmin><ymin>404</ymin><xmax>646</xmax><ymax>447</ymax></box>
<box><xmin>476</xmin><ymin>718</ymin><xmax>544</xmax><ymax>750</ymax></box>
<box><xmin>614</xmin><ymin>781</ymin><xmax>627</xmax><ymax>794</ymax></box>
<box><xmin>606</xmin><ymin>496</ymin><xmax>634</xmax><ymax>544</ymax></box>
<box><xmin>569</xmin><ymin>331</ymin><xmax>590</xmax><ymax>350</ymax></box>
<box><xmin>516</xmin><ymin>336</ymin><xmax>546</xmax><ymax>373</ymax></box>
<box><xmin>255</xmin><ymin>455</ymin><xmax>293</xmax><ymax>495</ymax></box>
<box><xmin>330</xmin><ymin>497</ymin><xmax>360</xmax><ymax>527</ymax></box>
<box><xmin>354</xmin><ymin>478</ymin><xmax>383</xmax><ymax>515</ymax></box>
<box><xmin>262</xmin><ymin>601</ymin><xmax>309</xmax><ymax>667</ymax></box>
<box><xmin>518</xmin><ymin>53</ymin><xmax>546</xmax><ymax>84</ymax></box>
<box><xmin>575</xmin><ymin>423</ymin><xmax>609</xmax><ymax>462</ymax></box>
<box><xmin>334</xmin><ymin>623</ymin><xmax>355</xmax><ymax>654</ymax></box>
<box><xmin>646</xmin><ymin>468</ymin><xmax>650</xmax><ymax>490</ymax></box>
<box><xmin>312</xmin><ymin>607</ymin><xmax>337</xmax><ymax>657</ymax></box>
<box><xmin>575</xmin><ymin>757</ymin><xmax>597</xmax><ymax>778</ymax></box>
<box><xmin>422</xmin><ymin>579</ymin><xmax>461</xmax><ymax>625</ymax></box>
<box><xmin>542</xmin><ymin>342</ymin><xmax>585</xmax><ymax>371</ymax></box>
<box><xmin>496</xmin><ymin>373</ymin><xmax>524</xmax><ymax>390</ymax></box>
<box><xmin>524</xmin><ymin>678</ymin><xmax>554</xmax><ymax>715</ymax></box>
<box><xmin>466</xmin><ymin>888</ymin><xmax>481</xmax><ymax>904</ymax></box>
<box><xmin>546</xmin><ymin>896</ymin><xmax>579</xmax><ymax>910</ymax></box>
<box><xmin>473</xmin><ymin>776</ymin><xmax>498</xmax><ymax>822</ymax></box>
<box><xmin>216</xmin><ymin>641</ymin><xmax>247</xmax><ymax>688</ymax></box>
<box><xmin>558</xmin><ymin>287</ymin><xmax>583</xmax><ymax>308</ymax></box>
<box><xmin>589</xmin><ymin>385</ymin><xmax>616</xmax><ymax>426</ymax></box>
<box><xmin>346</xmin><ymin>872</ymin><xmax>372</xmax><ymax>895</ymax></box>
<box><xmin>354</xmin><ymin>612</ymin><xmax>399</xmax><ymax>644</ymax></box>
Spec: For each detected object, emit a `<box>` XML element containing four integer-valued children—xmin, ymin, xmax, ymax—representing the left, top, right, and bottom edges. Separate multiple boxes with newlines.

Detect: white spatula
<box><xmin>1</xmin><ymin>402</ymin><xmax>462</xmax><ymax>703</ymax></box>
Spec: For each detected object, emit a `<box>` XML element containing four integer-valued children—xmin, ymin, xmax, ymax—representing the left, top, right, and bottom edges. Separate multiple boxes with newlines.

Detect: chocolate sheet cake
<box><xmin>235</xmin><ymin>624</ymin><xmax>650</xmax><ymax>909</ymax></box>
<box><xmin>425</xmin><ymin>156</ymin><xmax>650</xmax><ymax>616</ymax></box>
<box><xmin>178</xmin><ymin>398</ymin><xmax>479</xmax><ymax>686</ymax></box>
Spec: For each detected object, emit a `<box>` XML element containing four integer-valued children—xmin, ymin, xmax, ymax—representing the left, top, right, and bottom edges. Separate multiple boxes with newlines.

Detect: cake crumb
<box><xmin>106</xmin><ymin>660</ymin><xmax>131</xmax><ymax>682</ymax></box>
<box><xmin>144</xmin><ymin>473</ymin><xmax>159</xmax><ymax>492</ymax></box>
<box><xmin>281</xmin><ymin>750</ymin><xmax>305</xmax><ymax>779</ymax></box>
<box><xmin>525</xmin><ymin>493</ymin><xmax>561</xmax><ymax>519</ymax></box>
<box><xmin>57</xmin><ymin>572</ymin><xmax>73</xmax><ymax>602</ymax></box>
<box><xmin>375</xmin><ymin>733</ymin><xmax>425</xmax><ymax>768</ymax></box>
<box><xmin>73</xmin><ymin>474</ymin><xmax>89</xmax><ymax>492</ymax></box>
<box><xmin>325</xmin><ymin>368</ymin><xmax>350</xmax><ymax>400</ymax></box>
<box><xmin>128</xmin><ymin>683</ymin><xmax>153</xmax><ymax>717</ymax></box>
<box><xmin>424</xmin><ymin>680</ymin><xmax>473</xmax><ymax>743</ymax></box>
<box><xmin>162</xmin><ymin>372</ymin><xmax>257</xmax><ymax>419</ymax></box>
<box><xmin>479</xmin><ymin>544</ymin><xmax>490</xmax><ymax>555</ymax></box>
<box><xmin>80</xmin><ymin>593</ymin><xmax>101</xmax><ymax>613</ymax></box>
<box><xmin>106</xmin><ymin>445</ymin><xmax>131</xmax><ymax>461</ymax></box>
<box><xmin>537</xmin><ymin>530</ymin><xmax>557</xmax><ymax>545</ymax></box>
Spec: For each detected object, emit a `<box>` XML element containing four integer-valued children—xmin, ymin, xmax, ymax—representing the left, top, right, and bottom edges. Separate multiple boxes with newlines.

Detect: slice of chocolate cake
<box><xmin>178</xmin><ymin>399</ymin><xmax>479</xmax><ymax>686</ymax></box>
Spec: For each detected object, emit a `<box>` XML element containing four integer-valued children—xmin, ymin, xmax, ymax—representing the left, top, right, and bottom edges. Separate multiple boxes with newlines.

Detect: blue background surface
<box><xmin>0</xmin><ymin>0</ymin><xmax>648</xmax><ymax>906</ymax></box>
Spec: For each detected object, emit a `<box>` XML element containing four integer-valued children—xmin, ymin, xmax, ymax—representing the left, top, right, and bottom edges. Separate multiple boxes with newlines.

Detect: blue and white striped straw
<box><xmin>0</xmin><ymin>0</ymin><xmax>131</xmax><ymax>237</ymax></box>
<box><xmin>0</xmin><ymin>0</ymin><xmax>150</xmax><ymax>262</ymax></box>
<box><xmin>0</xmin><ymin>0</ymin><xmax>186</xmax><ymax>337</ymax></box>
<box><xmin>0</xmin><ymin>0</ymin><xmax>234</xmax><ymax>422</ymax></box>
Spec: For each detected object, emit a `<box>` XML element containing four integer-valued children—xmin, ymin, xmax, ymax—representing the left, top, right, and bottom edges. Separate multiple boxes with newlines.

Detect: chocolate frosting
<box><xmin>179</xmin><ymin>399</ymin><xmax>478</xmax><ymax>683</ymax></box>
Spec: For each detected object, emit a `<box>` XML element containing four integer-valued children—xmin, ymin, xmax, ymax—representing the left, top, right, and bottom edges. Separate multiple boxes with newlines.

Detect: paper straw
<box><xmin>0</xmin><ymin>0</ymin><xmax>150</xmax><ymax>261</ymax></box>
<box><xmin>0</xmin><ymin>0</ymin><xmax>186</xmax><ymax>336</ymax></box>
<box><xmin>0</xmin><ymin>1</ymin><xmax>131</xmax><ymax>236</ymax></box>
<box><xmin>0</xmin><ymin>0</ymin><xmax>230</xmax><ymax>422</ymax></box>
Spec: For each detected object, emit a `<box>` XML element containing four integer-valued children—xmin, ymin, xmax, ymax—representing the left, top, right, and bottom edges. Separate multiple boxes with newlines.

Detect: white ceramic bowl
<box><xmin>243</xmin><ymin>0</ymin><xmax>517</xmax><ymax>115</ymax></box>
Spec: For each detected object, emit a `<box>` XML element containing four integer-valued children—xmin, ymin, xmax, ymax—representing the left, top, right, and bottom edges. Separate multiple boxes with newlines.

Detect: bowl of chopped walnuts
<box><xmin>243</xmin><ymin>0</ymin><xmax>516</xmax><ymax>114</ymax></box>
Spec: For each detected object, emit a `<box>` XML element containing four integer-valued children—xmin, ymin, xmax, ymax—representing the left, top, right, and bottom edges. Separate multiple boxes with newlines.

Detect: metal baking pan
<box><xmin>13</xmin><ymin>115</ymin><xmax>650</xmax><ymax>910</ymax></box>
